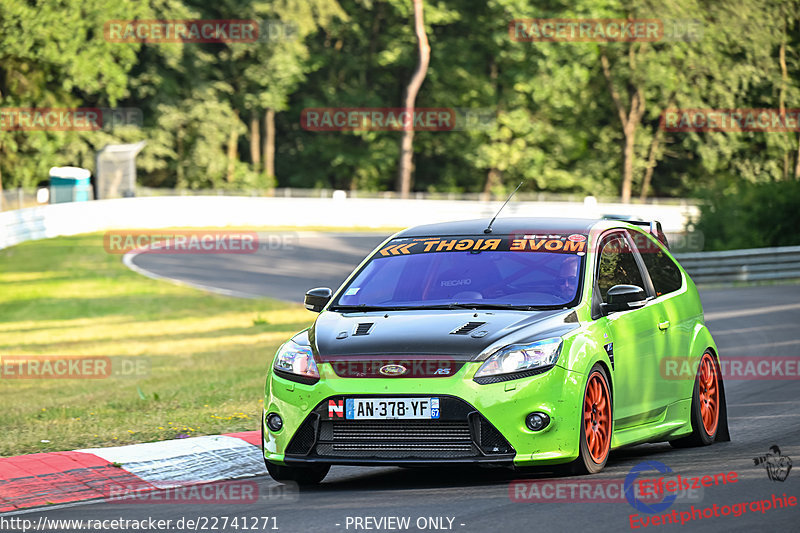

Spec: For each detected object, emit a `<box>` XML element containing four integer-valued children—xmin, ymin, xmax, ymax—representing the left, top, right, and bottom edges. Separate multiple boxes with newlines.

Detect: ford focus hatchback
<box><xmin>261</xmin><ymin>217</ymin><xmax>729</xmax><ymax>484</ymax></box>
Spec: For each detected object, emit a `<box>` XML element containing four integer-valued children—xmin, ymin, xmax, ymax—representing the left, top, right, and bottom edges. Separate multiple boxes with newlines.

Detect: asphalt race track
<box><xmin>16</xmin><ymin>233</ymin><xmax>800</xmax><ymax>532</ymax></box>
<box><xmin>126</xmin><ymin>232</ymin><xmax>390</xmax><ymax>301</ymax></box>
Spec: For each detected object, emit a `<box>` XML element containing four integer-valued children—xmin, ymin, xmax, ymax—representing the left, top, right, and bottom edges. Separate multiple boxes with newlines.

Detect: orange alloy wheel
<box><xmin>584</xmin><ymin>371</ymin><xmax>611</xmax><ymax>463</ymax></box>
<box><xmin>698</xmin><ymin>353</ymin><xmax>719</xmax><ymax>435</ymax></box>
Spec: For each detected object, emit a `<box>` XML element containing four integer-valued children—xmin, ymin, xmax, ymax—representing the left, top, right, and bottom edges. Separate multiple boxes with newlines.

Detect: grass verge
<box><xmin>0</xmin><ymin>233</ymin><xmax>314</xmax><ymax>457</ymax></box>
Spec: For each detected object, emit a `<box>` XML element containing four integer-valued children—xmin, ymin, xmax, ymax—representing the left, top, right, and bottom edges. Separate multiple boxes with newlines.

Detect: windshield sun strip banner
<box><xmin>374</xmin><ymin>234</ymin><xmax>588</xmax><ymax>258</ymax></box>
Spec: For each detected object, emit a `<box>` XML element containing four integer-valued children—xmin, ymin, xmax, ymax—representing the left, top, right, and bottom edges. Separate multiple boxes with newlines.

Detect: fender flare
<box><xmin>689</xmin><ymin>324</ymin><xmax>730</xmax><ymax>442</ymax></box>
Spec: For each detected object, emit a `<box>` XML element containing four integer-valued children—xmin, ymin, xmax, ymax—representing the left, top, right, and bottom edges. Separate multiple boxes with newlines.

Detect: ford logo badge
<box><xmin>379</xmin><ymin>364</ymin><xmax>407</xmax><ymax>376</ymax></box>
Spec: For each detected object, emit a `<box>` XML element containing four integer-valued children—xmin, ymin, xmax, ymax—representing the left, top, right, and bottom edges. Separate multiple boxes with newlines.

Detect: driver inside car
<box><xmin>557</xmin><ymin>255</ymin><xmax>580</xmax><ymax>301</ymax></box>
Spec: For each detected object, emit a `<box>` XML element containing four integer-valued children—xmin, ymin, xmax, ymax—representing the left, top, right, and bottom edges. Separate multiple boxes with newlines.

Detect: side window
<box><xmin>633</xmin><ymin>232</ymin><xmax>683</xmax><ymax>296</ymax></box>
<box><xmin>596</xmin><ymin>235</ymin><xmax>645</xmax><ymax>303</ymax></box>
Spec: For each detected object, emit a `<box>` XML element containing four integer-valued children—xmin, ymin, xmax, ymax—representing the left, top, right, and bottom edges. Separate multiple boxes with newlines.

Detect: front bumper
<box><xmin>263</xmin><ymin>363</ymin><xmax>584</xmax><ymax>467</ymax></box>
<box><xmin>281</xmin><ymin>395</ymin><xmax>515</xmax><ymax>466</ymax></box>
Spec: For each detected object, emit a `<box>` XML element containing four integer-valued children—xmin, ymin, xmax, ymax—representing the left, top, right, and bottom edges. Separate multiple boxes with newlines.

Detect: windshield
<box><xmin>331</xmin><ymin>234</ymin><xmax>586</xmax><ymax>310</ymax></box>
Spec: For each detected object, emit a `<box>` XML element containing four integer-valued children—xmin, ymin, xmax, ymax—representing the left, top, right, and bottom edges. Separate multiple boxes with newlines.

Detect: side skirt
<box><xmin>611</xmin><ymin>399</ymin><xmax>692</xmax><ymax>449</ymax></box>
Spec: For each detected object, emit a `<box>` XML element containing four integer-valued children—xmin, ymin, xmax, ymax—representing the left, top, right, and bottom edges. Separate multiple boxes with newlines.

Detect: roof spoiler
<box><xmin>627</xmin><ymin>220</ymin><xmax>670</xmax><ymax>250</ymax></box>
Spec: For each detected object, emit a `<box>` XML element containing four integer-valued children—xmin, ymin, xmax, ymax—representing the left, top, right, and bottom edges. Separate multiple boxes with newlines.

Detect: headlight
<box><xmin>272</xmin><ymin>340</ymin><xmax>319</xmax><ymax>383</ymax></box>
<box><xmin>474</xmin><ymin>338</ymin><xmax>563</xmax><ymax>382</ymax></box>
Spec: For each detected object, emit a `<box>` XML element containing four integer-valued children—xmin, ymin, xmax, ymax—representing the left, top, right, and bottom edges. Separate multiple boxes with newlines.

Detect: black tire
<box><xmin>265</xmin><ymin>461</ymin><xmax>330</xmax><ymax>485</ymax></box>
<box><xmin>670</xmin><ymin>351</ymin><xmax>719</xmax><ymax>448</ymax></box>
<box><xmin>570</xmin><ymin>364</ymin><xmax>613</xmax><ymax>475</ymax></box>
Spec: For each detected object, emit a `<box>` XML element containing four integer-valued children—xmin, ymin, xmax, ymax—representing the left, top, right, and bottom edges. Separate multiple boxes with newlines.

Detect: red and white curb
<box><xmin>0</xmin><ymin>431</ymin><xmax>263</xmax><ymax>513</ymax></box>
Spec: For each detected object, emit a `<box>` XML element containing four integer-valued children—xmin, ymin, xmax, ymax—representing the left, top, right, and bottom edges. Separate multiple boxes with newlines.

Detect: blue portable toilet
<box><xmin>49</xmin><ymin>167</ymin><xmax>92</xmax><ymax>204</ymax></box>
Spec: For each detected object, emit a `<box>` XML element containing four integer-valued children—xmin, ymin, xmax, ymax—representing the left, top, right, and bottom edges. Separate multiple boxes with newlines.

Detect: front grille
<box><xmin>285</xmin><ymin>396</ymin><xmax>514</xmax><ymax>462</ymax></box>
<box><xmin>285</xmin><ymin>414</ymin><xmax>318</xmax><ymax>455</ymax></box>
<box><xmin>316</xmin><ymin>443</ymin><xmax>476</xmax><ymax>459</ymax></box>
<box><xmin>477</xmin><ymin>416</ymin><xmax>511</xmax><ymax>453</ymax></box>
<box><xmin>327</xmin><ymin>359</ymin><xmax>465</xmax><ymax>378</ymax></box>
<box><xmin>328</xmin><ymin>421</ymin><xmax>472</xmax><ymax>441</ymax></box>
<box><xmin>328</xmin><ymin>443</ymin><xmax>473</xmax><ymax>451</ymax></box>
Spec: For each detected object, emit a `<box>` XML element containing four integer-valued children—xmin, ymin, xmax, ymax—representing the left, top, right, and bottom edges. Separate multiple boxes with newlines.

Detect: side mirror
<box><xmin>304</xmin><ymin>287</ymin><xmax>332</xmax><ymax>312</ymax></box>
<box><xmin>601</xmin><ymin>285</ymin><xmax>647</xmax><ymax>314</ymax></box>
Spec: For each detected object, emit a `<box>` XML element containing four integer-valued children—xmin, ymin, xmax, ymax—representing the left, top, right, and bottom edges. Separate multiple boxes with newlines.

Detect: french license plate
<box><xmin>345</xmin><ymin>398</ymin><xmax>440</xmax><ymax>420</ymax></box>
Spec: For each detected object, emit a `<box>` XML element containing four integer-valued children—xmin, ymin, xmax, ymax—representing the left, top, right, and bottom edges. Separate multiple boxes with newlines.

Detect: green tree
<box><xmin>0</xmin><ymin>0</ymin><xmax>146</xmax><ymax>205</ymax></box>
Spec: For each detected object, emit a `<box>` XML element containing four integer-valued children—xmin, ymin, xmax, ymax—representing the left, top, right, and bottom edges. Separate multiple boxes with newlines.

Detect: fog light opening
<box><xmin>525</xmin><ymin>412</ymin><xmax>550</xmax><ymax>431</ymax></box>
<box><xmin>266</xmin><ymin>413</ymin><xmax>283</xmax><ymax>432</ymax></box>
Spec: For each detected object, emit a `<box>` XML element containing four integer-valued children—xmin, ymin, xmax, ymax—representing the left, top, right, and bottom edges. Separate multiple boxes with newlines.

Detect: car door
<box><xmin>593</xmin><ymin>231</ymin><xmax>665</xmax><ymax>426</ymax></box>
<box><xmin>630</xmin><ymin>229</ymin><xmax>692</xmax><ymax>404</ymax></box>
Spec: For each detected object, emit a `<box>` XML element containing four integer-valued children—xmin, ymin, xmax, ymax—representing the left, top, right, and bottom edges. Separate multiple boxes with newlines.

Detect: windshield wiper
<box><xmin>389</xmin><ymin>303</ymin><xmax>551</xmax><ymax>311</ymax></box>
<box><xmin>443</xmin><ymin>303</ymin><xmax>544</xmax><ymax>311</ymax></box>
<box><xmin>328</xmin><ymin>304</ymin><xmax>409</xmax><ymax>312</ymax></box>
<box><xmin>330</xmin><ymin>303</ymin><xmax>560</xmax><ymax>312</ymax></box>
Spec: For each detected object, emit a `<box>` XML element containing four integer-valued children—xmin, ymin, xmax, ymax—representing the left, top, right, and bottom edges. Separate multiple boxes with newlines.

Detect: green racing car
<box><xmin>261</xmin><ymin>217</ymin><xmax>729</xmax><ymax>483</ymax></box>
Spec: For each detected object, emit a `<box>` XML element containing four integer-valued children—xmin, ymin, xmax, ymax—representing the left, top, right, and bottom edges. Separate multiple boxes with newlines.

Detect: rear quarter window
<box><xmin>637</xmin><ymin>235</ymin><xmax>683</xmax><ymax>296</ymax></box>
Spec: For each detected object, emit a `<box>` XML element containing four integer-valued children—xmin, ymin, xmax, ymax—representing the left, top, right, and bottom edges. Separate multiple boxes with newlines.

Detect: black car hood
<box><xmin>308</xmin><ymin>308</ymin><xmax>579</xmax><ymax>362</ymax></box>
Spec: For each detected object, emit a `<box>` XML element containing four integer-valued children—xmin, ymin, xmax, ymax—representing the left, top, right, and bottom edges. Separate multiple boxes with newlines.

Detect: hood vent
<box><xmin>352</xmin><ymin>322</ymin><xmax>374</xmax><ymax>336</ymax></box>
<box><xmin>451</xmin><ymin>321</ymin><xmax>486</xmax><ymax>335</ymax></box>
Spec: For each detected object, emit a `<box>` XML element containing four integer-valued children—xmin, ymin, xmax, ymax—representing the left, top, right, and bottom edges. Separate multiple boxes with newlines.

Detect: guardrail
<box><xmin>675</xmin><ymin>246</ymin><xmax>800</xmax><ymax>284</ymax></box>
